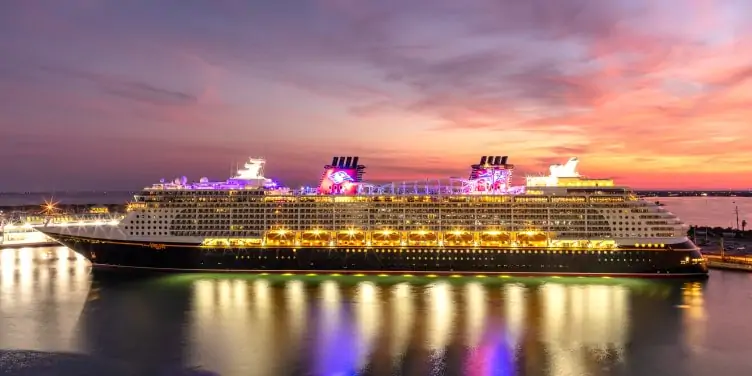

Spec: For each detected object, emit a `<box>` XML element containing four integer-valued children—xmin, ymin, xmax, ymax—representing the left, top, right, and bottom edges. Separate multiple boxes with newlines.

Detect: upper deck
<box><xmin>140</xmin><ymin>155</ymin><xmax>623</xmax><ymax>199</ymax></box>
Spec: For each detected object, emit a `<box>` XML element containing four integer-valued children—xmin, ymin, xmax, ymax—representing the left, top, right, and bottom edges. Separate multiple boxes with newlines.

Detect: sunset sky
<box><xmin>1</xmin><ymin>0</ymin><xmax>751</xmax><ymax>191</ymax></box>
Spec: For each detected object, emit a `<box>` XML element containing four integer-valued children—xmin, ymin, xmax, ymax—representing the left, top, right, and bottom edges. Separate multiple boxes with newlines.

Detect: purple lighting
<box><xmin>329</xmin><ymin>170</ymin><xmax>354</xmax><ymax>184</ymax></box>
<box><xmin>143</xmin><ymin>156</ymin><xmax>533</xmax><ymax>196</ymax></box>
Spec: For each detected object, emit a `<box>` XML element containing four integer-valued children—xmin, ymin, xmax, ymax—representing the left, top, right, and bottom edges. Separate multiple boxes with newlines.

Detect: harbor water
<box><xmin>1</xmin><ymin>247</ymin><xmax>752</xmax><ymax>375</ymax></box>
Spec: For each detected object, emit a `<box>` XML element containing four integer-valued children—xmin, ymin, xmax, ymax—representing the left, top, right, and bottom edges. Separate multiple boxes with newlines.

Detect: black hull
<box><xmin>48</xmin><ymin>234</ymin><xmax>709</xmax><ymax>278</ymax></box>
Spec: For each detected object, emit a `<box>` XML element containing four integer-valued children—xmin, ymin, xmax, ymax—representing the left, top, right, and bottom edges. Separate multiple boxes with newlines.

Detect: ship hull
<box><xmin>44</xmin><ymin>233</ymin><xmax>709</xmax><ymax>278</ymax></box>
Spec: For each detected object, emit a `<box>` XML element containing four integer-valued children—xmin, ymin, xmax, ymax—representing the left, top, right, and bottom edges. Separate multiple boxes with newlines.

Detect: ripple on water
<box><xmin>0</xmin><ymin>350</ymin><xmax>218</xmax><ymax>375</ymax></box>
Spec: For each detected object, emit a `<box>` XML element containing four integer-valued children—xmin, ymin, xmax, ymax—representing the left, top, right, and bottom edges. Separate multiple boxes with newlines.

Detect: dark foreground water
<box><xmin>1</xmin><ymin>247</ymin><xmax>752</xmax><ymax>376</ymax></box>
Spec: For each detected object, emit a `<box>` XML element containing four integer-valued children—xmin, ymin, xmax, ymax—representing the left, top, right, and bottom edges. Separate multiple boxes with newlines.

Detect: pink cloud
<box><xmin>0</xmin><ymin>0</ymin><xmax>751</xmax><ymax>190</ymax></box>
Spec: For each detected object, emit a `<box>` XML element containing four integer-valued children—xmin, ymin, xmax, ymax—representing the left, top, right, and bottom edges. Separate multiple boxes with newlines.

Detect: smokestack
<box><xmin>480</xmin><ymin>156</ymin><xmax>488</xmax><ymax>165</ymax></box>
<box><xmin>331</xmin><ymin>157</ymin><xmax>339</xmax><ymax>166</ymax></box>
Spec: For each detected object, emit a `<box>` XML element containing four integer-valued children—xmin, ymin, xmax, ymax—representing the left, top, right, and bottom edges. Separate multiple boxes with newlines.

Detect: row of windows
<box><xmin>229</xmin><ymin>254</ymin><xmax>654</xmax><ymax>264</ymax></box>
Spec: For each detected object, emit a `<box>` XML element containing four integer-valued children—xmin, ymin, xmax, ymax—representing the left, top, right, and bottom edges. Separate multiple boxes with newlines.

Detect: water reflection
<box><xmin>0</xmin><ymin>246</ymin><xmax>728</xmax><ymax>375</ymax></box>
<box><xmin>390</xmin><ymin>282</ymin><xmax>414</xmax><ymax>368</ymax></box>
<box><xmin>680</xmin><ymin>281</ymin><xmax>707</xmax><ymax>353</ymax></box>
<box><xmin>354</xmin><ymin>281</ymin><xmax>381</xmax><ymax>370</ymax></box>
<box><xmin>0</xmin><ymin>247</ymin><xmax>89</xmax><ymax>352</ymax></box>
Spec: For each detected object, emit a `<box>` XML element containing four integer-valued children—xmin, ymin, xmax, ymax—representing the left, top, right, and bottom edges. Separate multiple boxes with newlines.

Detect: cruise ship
<box><xmin>38</xmin><ymin>156</ymin><xmax>708</xmax><ymax>277</ymax></box>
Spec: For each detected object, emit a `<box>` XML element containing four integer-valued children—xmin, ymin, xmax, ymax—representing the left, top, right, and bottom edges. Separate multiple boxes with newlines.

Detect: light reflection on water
<box><xmin>1</xmin><ymin>246</ymin><xmax>752</xmax><ymax>375</ymax></box>
<box><xmin>0</xmin><ymin>247</ymin><xmax>89</xmax><ymax>353</ymax></box>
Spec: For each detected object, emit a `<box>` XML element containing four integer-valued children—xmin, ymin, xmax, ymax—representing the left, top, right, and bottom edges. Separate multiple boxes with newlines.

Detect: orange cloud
<box><xmin>0</xmin><ymin>0</ymin><xmax>751</xmax><ymax>190</ymax></box>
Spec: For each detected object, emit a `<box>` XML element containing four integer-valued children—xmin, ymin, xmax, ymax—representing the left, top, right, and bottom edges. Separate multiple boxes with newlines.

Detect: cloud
<box><xmin>34</xmin><ymin>64</ymin><xmax>197</xmax><ymax>106</ymax></box>
<box><xmin>102</xmin><ymin>82</ymin><xmax>197</xmax><ymax>106</ymax></box>
<box><xmin>1</xmin><ymin>0</ymin><xmax>751</xmax><ymax>190</ymax></box>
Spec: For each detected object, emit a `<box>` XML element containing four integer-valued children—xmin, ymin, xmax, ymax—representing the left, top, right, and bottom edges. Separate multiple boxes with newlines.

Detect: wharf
<box><xmin>698</xmin><ymin>235</ymin><xmax>752</xmax><ymax>272</ymax></box>
<box><xmin>703</xmin><ymin>254</ymin><xmax>752</xmax><ymax>272</ymax></box>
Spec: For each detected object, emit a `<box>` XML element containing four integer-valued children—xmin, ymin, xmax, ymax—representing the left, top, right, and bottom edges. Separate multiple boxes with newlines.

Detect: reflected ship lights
<box><xmin>680</xmin><ymin>281</ymin><xmax>707</xmax><ymax>352</ymax></box>
<box><xmin>0</xmin><ymin>246</ymin><xmax>719</xmax><ymax>375</ymax></box>
<box><xmin>503</xmin><ymin>284</ymin><xmax>526</xmax><ymax>347</ymax></box>
<box><xmin>465</xmin><ymin>336</ymin><xmax>514</xmax><ymax>376</ymax></box>
<box><xmin>354</xmin><ymin>281</ymin><xmax>381</xmax><ymax>370</ymax></box>
<box><xmin>284</xmin><ymin>279</ymin><xmax>307</xmax><ymax>346</ymax></box>
<box><xmin>465</xmin><ymin>282</ymin><xmax>488</xmax><ymax>348</ymax></box>
<box><xmin>464</xmin><ymin>281</ymin><xmax>514</xmax><ymax>376</ymax></box>
<box><xmin>183</xmin><ymin>275</ymin><xmax>640</xmax><ymax>375</ymax></box>
<box><xmin>541</xmin><ymin>284</ymin><xmax>629</xmax><ymax>375</ymax></box>
<box><xmin>0</xmin><ymin>246</ymin><xmax>90</xmax><ymax>352</ymax></box>
<box><xmin>315</xmin><ymin>280</ymin><xmax>358</xmax><ymax>375</ymax></box>
<box><xmin>390</xmin><ymin>283</ymin><xmax>414</xmax><ymax>367</ymax></box>
<box><xmin>427</xmin><ymin>281</ymin><xmax>455</xmax><ymax>353</ymax></box>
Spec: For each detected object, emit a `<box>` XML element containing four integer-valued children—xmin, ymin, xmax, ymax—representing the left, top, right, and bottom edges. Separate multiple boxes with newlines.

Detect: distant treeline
<box><xmin>640</xmin><ymin>191</ymin><xmax>752</xmax><ymax>197</ymax></box>
<box><xmin>688</xmin><ymin>226</ymin><xmax>751</xmax><ymax>239</ymax></box>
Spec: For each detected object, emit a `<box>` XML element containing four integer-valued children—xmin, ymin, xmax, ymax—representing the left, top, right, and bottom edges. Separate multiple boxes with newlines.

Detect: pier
<box><xmin>703</xmin><ymin>254</ymin><xmax>752</xmax><ymax>271</ymax></box>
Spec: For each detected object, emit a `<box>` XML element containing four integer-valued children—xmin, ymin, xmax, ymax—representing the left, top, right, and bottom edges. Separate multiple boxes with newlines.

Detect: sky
<box><xmin>1</xmin><ymin>0</ymin><xmax>751</xmax><ymax>191</ymax></box>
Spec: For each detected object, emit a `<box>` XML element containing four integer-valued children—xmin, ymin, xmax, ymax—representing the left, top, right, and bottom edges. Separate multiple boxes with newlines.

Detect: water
<box><xmin>1</xmin><ymin>247</ymin><xmax>752</xmax><ymax>375</ymax></box>
<box><xmin>656</xmin><ymin>197</ymin><xmax>751</xmax><ymax>228</ymax></box>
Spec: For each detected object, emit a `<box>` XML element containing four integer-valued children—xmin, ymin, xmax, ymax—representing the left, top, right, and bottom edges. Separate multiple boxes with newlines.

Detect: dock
<box><xmin>703</xmin><ymin>254</ymin><xmax>752</xmax><ymax>272</ymax></box>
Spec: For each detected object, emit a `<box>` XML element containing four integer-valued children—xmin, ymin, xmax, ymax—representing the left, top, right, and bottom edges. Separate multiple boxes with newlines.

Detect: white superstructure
<box><xmin>41</xmin><ymin>156</ymin><xmax>690</xmax><ymax>251</ymax></box>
